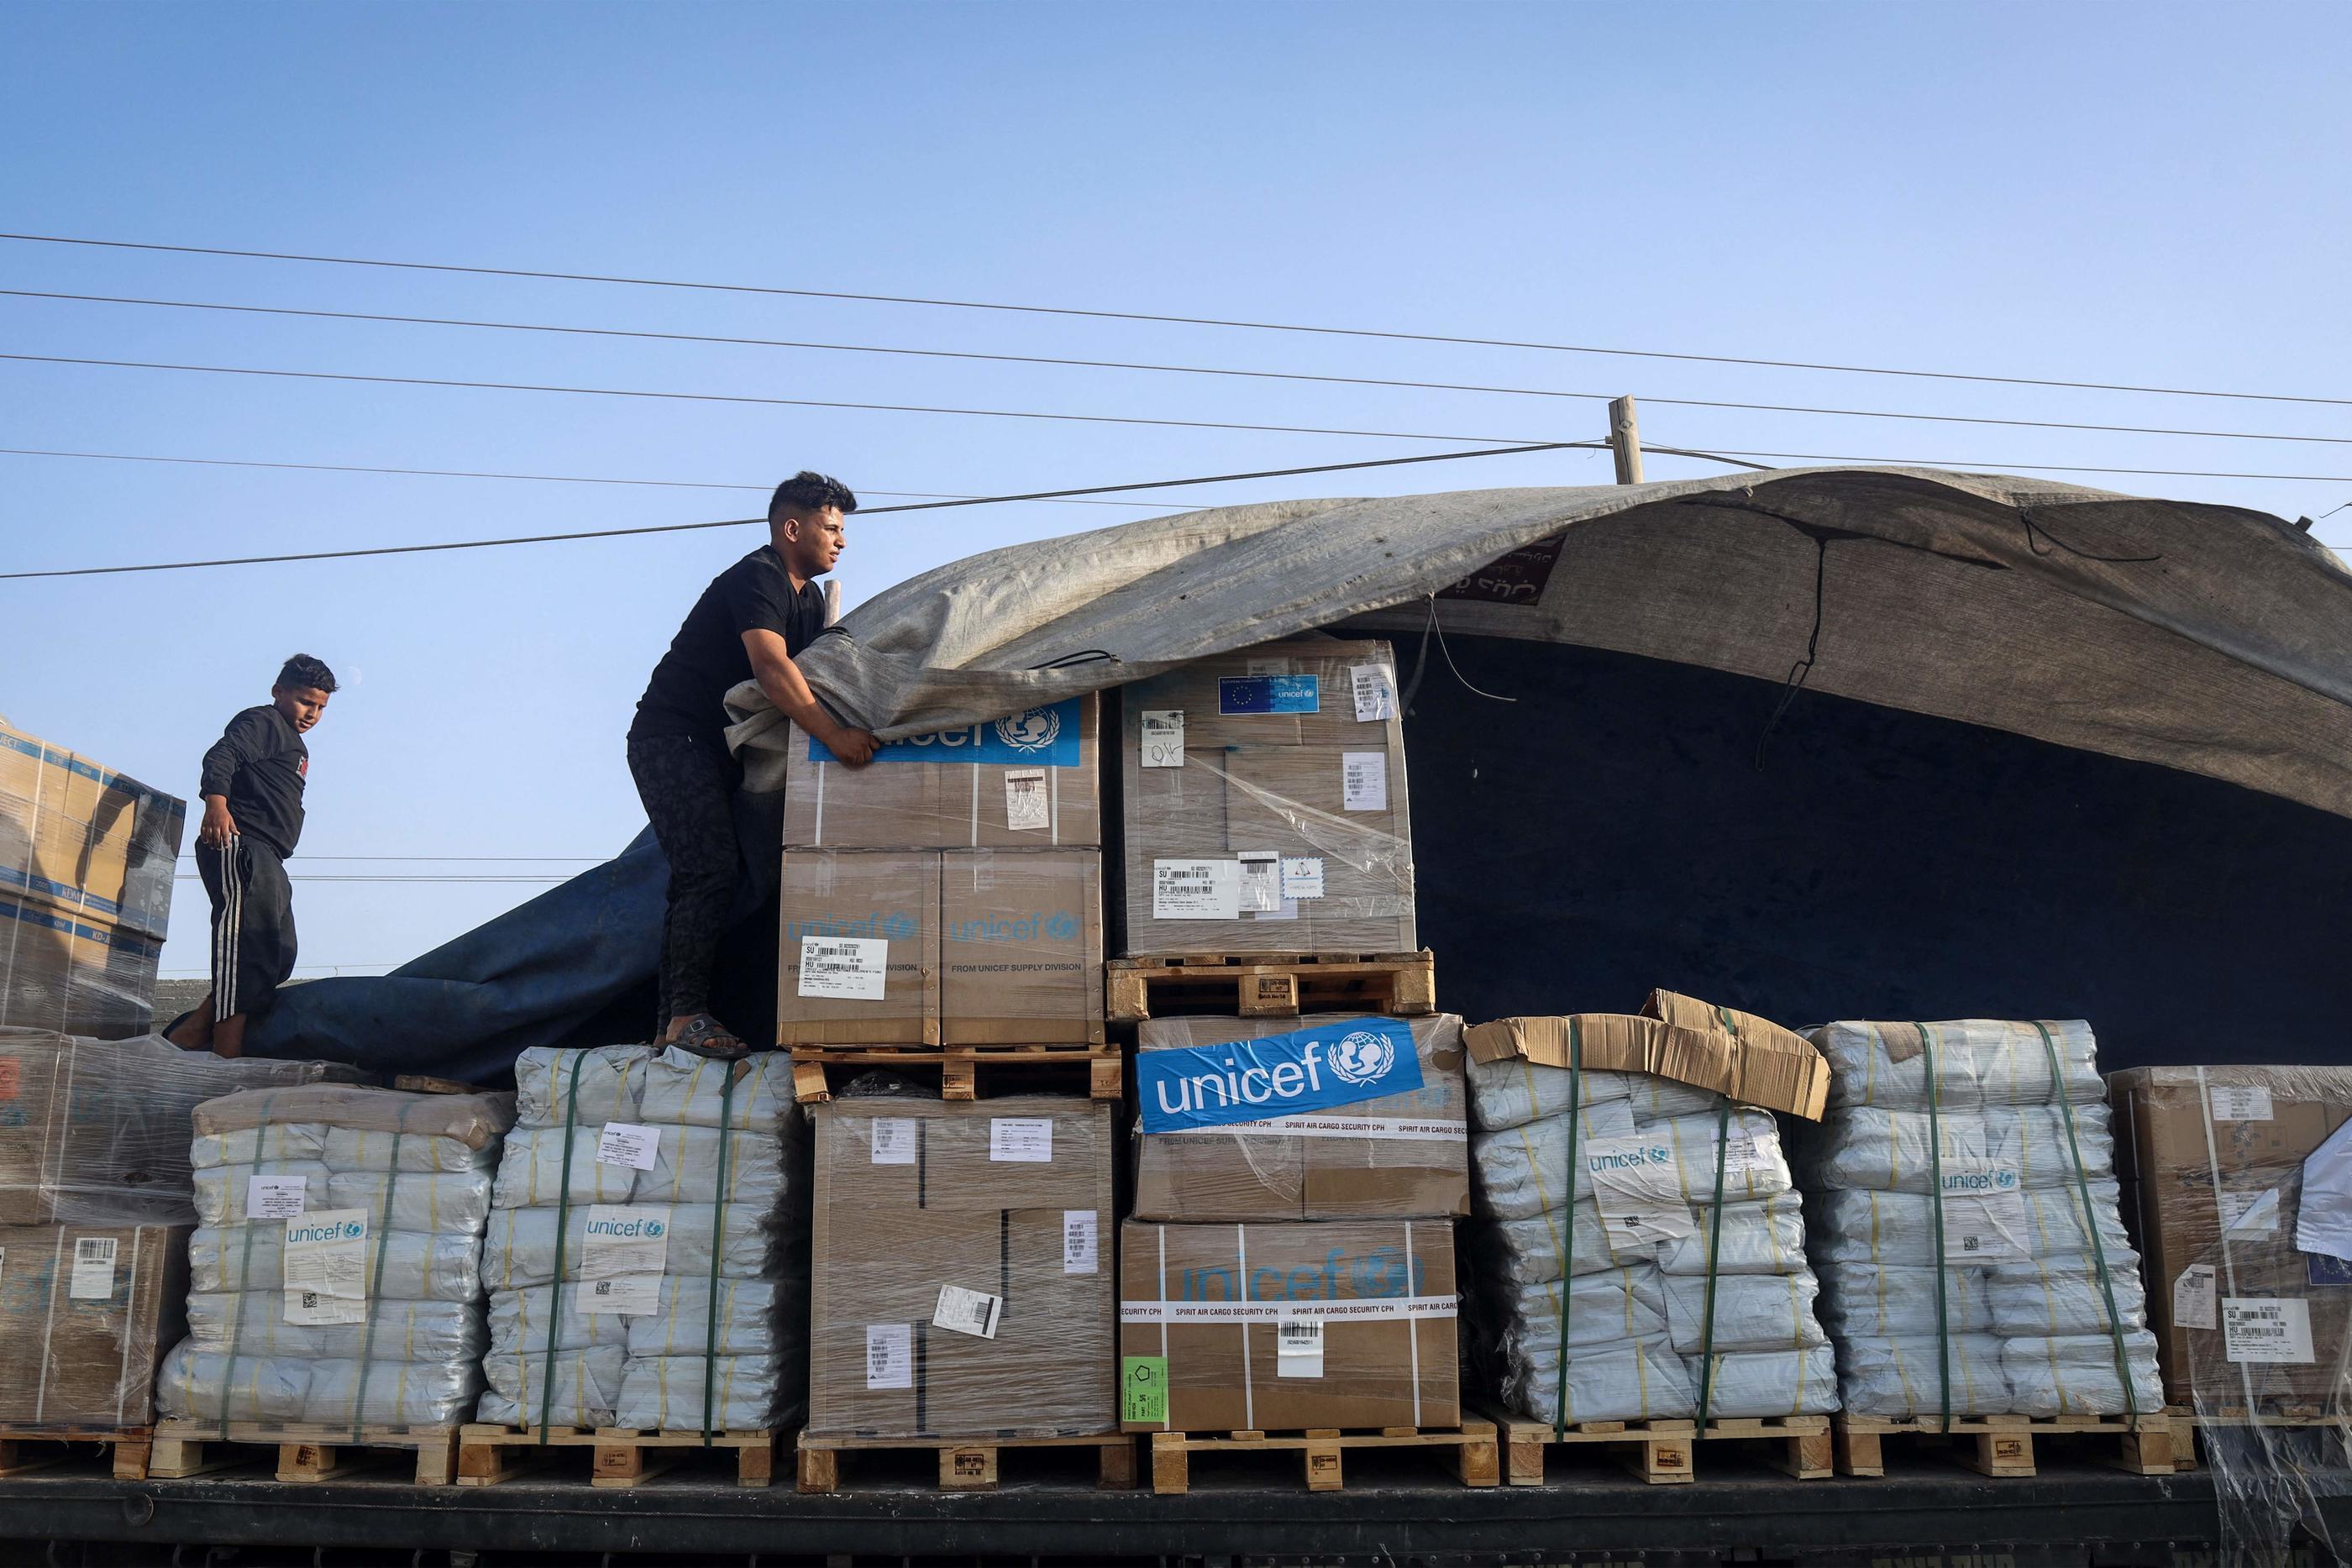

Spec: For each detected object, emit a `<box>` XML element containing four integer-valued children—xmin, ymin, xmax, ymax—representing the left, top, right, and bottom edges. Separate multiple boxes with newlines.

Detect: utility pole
<box><xmin>1607</xmin><ymin>395</ymin><xmax>1643</xmax><ymax>484</ymax></box>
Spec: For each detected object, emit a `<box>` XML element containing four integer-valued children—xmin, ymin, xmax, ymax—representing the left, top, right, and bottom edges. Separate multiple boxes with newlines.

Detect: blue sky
<box><xmin>3</xmin><ymin>2</ymin><xmax>2347</xmax><ymax>984</ymax></box>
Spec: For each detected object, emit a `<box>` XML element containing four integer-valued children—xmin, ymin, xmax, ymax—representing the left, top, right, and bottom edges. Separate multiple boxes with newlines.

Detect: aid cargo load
<box><xmin>782</xmin><ymin>695</ymin><xmax>1100</xmax><ymax>849</ymax></box>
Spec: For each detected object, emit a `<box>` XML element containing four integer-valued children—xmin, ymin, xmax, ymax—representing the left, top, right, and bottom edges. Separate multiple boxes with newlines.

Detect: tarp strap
<box><xmin>1552</xmin><ymin>1017</ymin><xmax>1583</xmax><ymax>1440</ymax></box>
<box><xmin>2035</xmin><ymin>1022</ymin><xmax>2136</xmax><ymax>1421</ymax></box>
<box><xmin>1921</xmin><ymin>1023</ymin><xmax>1952</xmax><ymax>1434</ymax></box>
<box><xmin>702</xmin><ymin>1064</ymin><xmax>739</xmax><ymax>1446</ymax></box>
<box><xmin>1693</xmin><ymin>1094</ymin><xmax>1734</xmax><ymax>1430</ymax></box>
<box><xmin>349</xmin><ymin>1101</ymin><xmax>412</xmax><ymax>1443</ymax></box>
<box><xmin>538</xmin><ymin>1051</ymin><xmax>586</xmax><ymax>1445</ymax></box>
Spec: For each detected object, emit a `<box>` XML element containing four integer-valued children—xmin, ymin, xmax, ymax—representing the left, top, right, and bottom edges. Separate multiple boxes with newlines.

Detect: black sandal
<box><xmin>664</xmin><ymin>1014</ymin><xmax>749</xmax><ymax>1060</ymax></box>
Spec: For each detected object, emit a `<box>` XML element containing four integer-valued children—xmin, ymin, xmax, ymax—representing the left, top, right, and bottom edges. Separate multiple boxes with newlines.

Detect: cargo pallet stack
<box><xmin>1104</xmin><ymin>640</ymin><xmax>1486</xmax><ymax>1493</ymax></box>
<box><xmin>778</xmin><ymin>695</ymin><xmax>1126</xmax><ymax>1492</ymax></box>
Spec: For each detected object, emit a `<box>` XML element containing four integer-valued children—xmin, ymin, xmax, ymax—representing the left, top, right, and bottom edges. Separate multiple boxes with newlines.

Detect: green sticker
<box><xmin>1121</xmin><ymin>1356</ymin><xmax>1168</xmax><ymax>1423</ymax></box>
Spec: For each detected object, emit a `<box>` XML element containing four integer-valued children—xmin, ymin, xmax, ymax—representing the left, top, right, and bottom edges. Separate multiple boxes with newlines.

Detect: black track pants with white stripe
<box><xmin>196</xmin><ymin>833</ymin><xmax>297</xmax><ymax>1022</ymax></box>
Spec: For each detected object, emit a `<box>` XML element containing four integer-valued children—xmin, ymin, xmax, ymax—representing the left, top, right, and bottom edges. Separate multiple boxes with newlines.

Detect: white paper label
<box><xmin>246</xmin><ymin>1174</ymin><xmax>308</xmax><ymax>1220</ymax></box>
<box><xmin>2210</xmin><ymin>1085</ymin><xmax>2275</xmax><ymax>1122</ymax></box>
<box><xmin>1351</xmin><ymin>664</ymin><xmax>1396</xmax><ymax>721</ymax></box>
<box><xmin>282</xmin><ymin>1208</ymin><xmax>368</xmax><ymax>1313</ymax></box>
<box><xmin>1938</xmin><ymin>1157</ymin><xmax>2029</xmax><ymax>1261</ymax></box>
<box><xmin>1063</xmin><ymin>1209</ymin><xmax>1100</xmax><ymax>1274</ymax></box>
<box><xmin>934</xmin><ymin>1284</ymin><xmax>1004</xmax><ymax>1340</ymax></box>
<box><xmin>1237</xmin><ymin>851</ymin><xmax>1283</xmax><ymax>914</ymax></box>
<box><xmin>2224</xmin><ymin>1297</ymin><xmax>2316</xmax><ymax>1363</ymax></box>
<box><xmin>2175</xmin><ymin>1264</ymin><xmax>2220</xmax><ymax>1330</ymax></box>
<box><xmin>797</xmin><ymin>935</ymin><xmax>890</xmax><ymax>1000</ymax></box>
<box><xmin>865</xmin><ymin>1323</ymin><xmax>913</xmax><ymax>1389</ymax></box>
<box><xmin>1276</xmin><ymin>1312</ymin><xmax>1325</xmax><ymax>1378</ymax></box>
<box><xmin>870</xmin><ymin>1117</ymin><xmax>918</xmax><ymax>1166</ymax></box>
<box><xmin>68</xmin><ymin>1235</ymin><xmax>118</xmax><ymax>1300</ymax></box>
<box><xmin>2223</xmin><ymin>1188</ymin><xmax>2284</xmax><ymax>1235</ymax></box>
<box><xmin>1278</xmin><ymin>857</ymin><xmax>1326</xmax><ymax>899</ymax></box>
<box><xmin>1341</xmin><ymin>752</ymin><xmax>1389</xmax><ymax>812</ymax></box>
<box><xmin>1584</xmin><ymin>1135</ymin><xmax>1698</xmax><ymax>1247</ymax></box>
<box><xmin>596</xmin><ymin>1123</ymin><xmax>661</xmax><ymax>1172</ymax></box>
<box><xmin>1140</xmin><ymin>711</ymin><xmax>1185</xmax><ymax>768</ymax></box>
<box><xmin>1153</xmin><ymin>858</ymin><xmax>1240</xmax><ymax>920</ymax></box>
<box><xmin>990</xmin><ymin>1117</ymin><xmax>1053</xmax><ymax>1163</ymax></box>
<box><xmin>1005</xmin><ymin>768</ymin><xmax>1049</xmax><ymax>831</ymax></box>
<box><xmin>580</xmin><ymin>1204</ymin><xmax>670</xmax><ymax>1316</ymax></box>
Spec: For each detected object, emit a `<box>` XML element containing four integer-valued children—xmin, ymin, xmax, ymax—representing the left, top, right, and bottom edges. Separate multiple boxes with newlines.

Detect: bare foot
<box><xmin>213</xmin><ymin>1014</ymin><xmax>249</xmax><ymax>1059</ymax></box>
<box><xmin>164</xmin><ymin>1004</ymin><xmax>215</xmax><ymax>1051</ymax></box>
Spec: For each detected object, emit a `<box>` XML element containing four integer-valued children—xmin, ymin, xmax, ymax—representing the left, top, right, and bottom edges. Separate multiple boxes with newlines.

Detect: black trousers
<box><xmin>627</xmin><ymin>732</ymin><xmax>743</xmax><ymax>1022</ymax></box>
<box><xmin>196</xmin><ymin>833</ymin><xmax>297</xmax><ymax>1022</ymax></box>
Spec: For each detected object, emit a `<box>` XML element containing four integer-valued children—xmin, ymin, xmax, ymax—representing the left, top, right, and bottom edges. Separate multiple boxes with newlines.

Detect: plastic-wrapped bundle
<box><xmin>1799</xmin><ymin>1018</ymin><xmax>2160</xmax><ymax>1419</ymax></box>
<box><xmin>155</xmin><ymin>1085</ymin><xmax>514</xmax><ymax>1431</ymax></box>
<box><xmin>475</xmin><ymin>1046</ymin><xmax>807</xmax><ymax>1434</ymax></box>
<box><xmin>1466</xmin><ymin>1038</ymin><xmax>1835</xmax><ymax>1428</ymax></box>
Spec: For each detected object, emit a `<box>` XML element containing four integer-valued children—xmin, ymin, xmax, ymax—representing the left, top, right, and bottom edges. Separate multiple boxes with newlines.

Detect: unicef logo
<box><xmin>1046</xmin><ymin>912</ymin><xmax>1078</xmax><ymax>941</ymax></box>
<box><xmin>1326</xmin><ymin>1029</ymin><xmax>1396</xmax><ymax>1087</ymax></box>
<box><xmin>885</xmin><ymin>914</ymin><xmax>916</xmax><ymax>941</ymax></box>
<box><xmin>643</xmin><ymin>1218</ymin><xmax>665</xmax><ymax>1238</ymax></box>
<box><xmin>1351</xmin><ymin>1249</ymin><xmax>1410</xmax><ymax>1298</ymax></box>
<box><xmin>994</xmin><ymin>707</ymin><xmax>1061</xmax><ymax>753</ymax></box>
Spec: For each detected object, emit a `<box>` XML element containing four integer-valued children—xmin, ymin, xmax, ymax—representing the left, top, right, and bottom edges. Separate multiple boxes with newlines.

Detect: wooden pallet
<box><xmin>149</xmin><ymin>1419</ymin><xmax>458</xmax><ymax>1485</ymax></box>
<box><xmin>796</xmin><ymin>1429</ymin><xmax>1135</xmax><ymax>1493</ymax></box>
<box><xmin>1147</xmin><ymin>1419</ymin><xmax>1498</xmax><ymax>1494</ymax></box>
<box><xmin>454</xmin><ymin>1424</ymin><xmax>775</xmax><ymax>1488</ymax></box>
<box><xmin>790</xmin><ymin>1043</ymin><xmax>1122</xmax><ymax>1104</ymax></box>
<box><xmin>2163</xmin><ymin>1403</ymin><xmax>2349</xmax><ymax>1474</ymax></box>
<box><xmin>1833</xmin><ymin>1411</ymin><xmax>2175</xmax><ymax>1478</ymax></box>
<box><xmin>1105</xmin><ymin>951</ymin><xmax>1435</xmax><ymax>1025</ymax></box>
<box><xmin>0</xmin><ymin>1427</ymin><xmax>152</xmax><ymax>1481</ymax></box>
<box><xmin>1490</xmin><ymin>1411</ymin><xmax>1831</xmax><ymax>1486</ymax></box>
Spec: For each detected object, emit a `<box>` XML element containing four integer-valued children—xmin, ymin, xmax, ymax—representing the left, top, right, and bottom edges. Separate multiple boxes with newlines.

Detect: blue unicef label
<box><xmin>1138</xmin><ymin>1017</ymin><xmax>1420</xmax><ymax>1133</ymax></box>
<box><xmin>807</xmin><ymin>698</ymin><xmax>1084</xmax><ymax>766</ymax></box>
<box><xmin>1217</xmin><ymin>674</ymin><xmax>1320</xmax><ymax>716</ymax></box>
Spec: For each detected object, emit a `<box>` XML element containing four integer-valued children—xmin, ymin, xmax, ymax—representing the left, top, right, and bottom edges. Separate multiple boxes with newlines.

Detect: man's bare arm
<box><xmin>743</xmin><ymin>629</ymin><xmax>878</xmax><ymax>765</ymax></box>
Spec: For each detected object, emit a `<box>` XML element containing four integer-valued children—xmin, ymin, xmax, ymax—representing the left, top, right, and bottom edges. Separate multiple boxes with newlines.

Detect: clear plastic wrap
<box><xmin>780</xmin><ymin>694</ymin><xmax>1102</xmax><ymax>850</ymax></box>
<box><xmin>0</xmin><ymin>896</ymin><xmax>165</xmax><ymax>1038</ymax></box>
<box><xmin>1473</xmin><ymin>1104</ymin><xmax>1791</xmax><ymax>1220</ymax></box>
<box><xmin>474</xmin><ymin>1046</ymin><xmax>807</xmax><ymax>1434</ymax></box>
<box><xmin>1800</xmin><ymin>1018</ymin><xmax>2157</xmax><ymax>1419</ymax></box>
<box><xmin>0</xmin><ymin>1222</ymin><xmax>190</xmax><ymax>1430</ymax></box>
<box><xmin>154</xmin><ymin>1086</ymin><xmax>513</xmax><ymax>1431</ymax></box>
<box><xmin>0</xmin><ymin>717</ymin><xmax>184</xmax><ymax>939</ymax></box>
<box><xmin>1118</xmin><ymin>639</ymin><xmax>1415</xmax><ymax>957</ymax></box>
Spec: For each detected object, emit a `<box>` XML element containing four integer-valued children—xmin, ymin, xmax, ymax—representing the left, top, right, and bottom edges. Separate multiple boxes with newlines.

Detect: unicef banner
<box><xmin>1137</xmin><ymin>1017</ymin><xmax>1423</xmax><ymax>1134</ymax></box>
<box><xmin>806</xmin><ymin>697</ymin><xmax>1084</xmax><ymax>766</ymax></box>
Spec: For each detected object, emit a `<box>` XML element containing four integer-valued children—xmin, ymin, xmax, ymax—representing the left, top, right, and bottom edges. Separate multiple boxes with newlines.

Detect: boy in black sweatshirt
<box><xmin>166</xmin><ymin>653</ymin><xmax>336</xmax><ymax>1057</ymax></box>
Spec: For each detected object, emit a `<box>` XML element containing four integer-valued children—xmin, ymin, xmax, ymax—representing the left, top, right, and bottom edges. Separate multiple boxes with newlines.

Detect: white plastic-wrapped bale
<box><xmin>153</xmin><ymin>1085</ymin><xmax>513</xmax><ymax>1429</ymax></box>
<box><xmin>1796</xmin><ymin>1019</ymin><xmax>2163</xmax><ymax>1419</ymax></box>
<box><xmin>1464</xmin><ymin>1040</ymin><xmax>1836</xmax><ymax>1427</ymax></box>
<box><xmin>473</xmin><ymin>1046</ymin><xmax>808</xmax><ymax>1434</ymax></box>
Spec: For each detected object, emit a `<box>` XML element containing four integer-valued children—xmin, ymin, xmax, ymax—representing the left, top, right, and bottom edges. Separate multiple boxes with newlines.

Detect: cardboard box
<box><xmin>1120</xmin><ymin>641</ymin><xmax>1415</xmax><ymax>957</ymax></box>
<box><xmin>0</xmin><ymin>1223</ymin><xmax>191</xmax><ymax>1429</ymax></box>
<box><xmin>2110</xmin><ymin>1065</ymin><xmax>2352</xmax><ymax>1406</ymax></box>
<box><xmin>808</xmin><ymin>1096</ymin><xmax>1116</xmax><ymax>1438</ymax></box>
<box><xmin>940</xmin><ymin>848</ymin><xmax>1104</xmax><ymax>1046</ymax></box>
<box><xmin>1132</xmin><ymin>1014</ymin><xmax>1469</xmax><ymax>1221</ymax></box>
<box><xmin>0</xmin><ymin>895</ymin><xmax>165</xmax><ymax>1040</ymax></box>
<box><xmin>782</xmin><ymin>695</ymin><xmax>1100</xmax><ymax>849</ymax></box>
<box><xmin>1118</xmin><ymin>1219</ymin><xmax>1458</xmax><ymax>1432</ymax></box>
<box><xmin>0</xmin><ymin>1029</ymin><xmax>365</xmax><ymax>1226</ymax></box>
<box><xmin>1467</xmin><ymin>1005</ymin><xmax>1830</xmax><ymax>1121</ymax></box>
<box><xmin>776</xmin><ymin>850</ymin><xmax>942</xmax><ymax>1045</ymax></box>
<box><xmin>0</xmin><ymin>721</ymin><xmax>185</xmax><ymax>940</ymax></box>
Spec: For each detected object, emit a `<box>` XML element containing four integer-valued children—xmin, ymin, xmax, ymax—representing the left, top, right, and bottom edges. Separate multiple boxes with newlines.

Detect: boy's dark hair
<box><xmin>276</xmin><ymin>653</ymin><xmax>339</xmax><ymax>695</ymax></box>
<box><xmin>768</xmin><ymin>470</ymin><xmax>858</xmax><ymax>526</ymax></box>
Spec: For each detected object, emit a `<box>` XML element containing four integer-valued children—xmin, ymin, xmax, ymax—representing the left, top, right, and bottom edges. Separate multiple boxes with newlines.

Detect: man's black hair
<box><xmin>276</xmin><ymin>653</ymin><xmax>339</xmax><ymax>695</ymax></box>
<box><xmin>768</xmin><ymin>469</ymin><xmax>858</xmax><ymax>526</ymax></box>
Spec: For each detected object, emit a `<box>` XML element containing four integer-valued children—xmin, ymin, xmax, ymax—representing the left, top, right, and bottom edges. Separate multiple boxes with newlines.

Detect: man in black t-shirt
<box><xmin>165</xmin><ymin>653</ymin><xmax>337</xmax><ymax>1057</ymax></box>
<box><xmin>627</xmin><ymin>469</ymin><xmax>877</xmax><ymax>1057</ymax></box>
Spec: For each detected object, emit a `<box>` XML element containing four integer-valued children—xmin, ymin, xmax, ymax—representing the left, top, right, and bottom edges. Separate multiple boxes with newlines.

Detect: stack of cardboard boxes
<box><xmin>784</xmin><ymin>698</ymin><xmax>1119</xmax><ymax>1441</ymax></box>
<box><xmin>0</xmin><ymin>719</ymin><xmax>185</xmax><ymax>1038</ymax></box>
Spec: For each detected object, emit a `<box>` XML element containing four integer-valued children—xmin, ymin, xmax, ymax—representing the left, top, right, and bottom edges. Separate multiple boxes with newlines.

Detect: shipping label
<box><xmin>2222</xmin><ymin>1188</ymin><xmax>2283</xmax><ymax>1235</ymax></box>
<box><xmin>1121</xmin><ymin>1356</ymin><xmax>1168</xmax><ymax>1423</ymax></box>
<box><xmin>246</xmin><ymin>1174</ymin><xmax>307</xmax><ymax>1220</ymax></box>
<box><xmin>1351</xmin><ymin>663</ymin><xmax>1396</xmax><ymax>721</ymax></box>
<box><xmin>866</xmin><ymin>1324</ymin><xmax>913</xmax><ymax>1390</ymax></box>
<box><xmin>797</xmin><ymin>935</ymin><xmax>890</xmax><ymax>1000</ymax></box>
<box><xmin>1004</xmin><ymin>768</ymin><xmax>1049</xmax><ymax>831</ymax></box>
<box><xmin>870</xmin><ymin>1117</ymin><xmax>918</xmax><ymax>1166</ymax></box>
<box><xmin>1152</xmin><ymin>858</ymin><xmax>1240</xmax><ymax>920</ymax></box>
<box><xmin>596</xmin><ymin>1123</ymin><xmax>661</xmax><ymax>1172</ymax></box>
<box><xmin>580</xmin><ymin>1204</ymin><xmax>670</xmax><ymax>1317</ymax></box>
<box><xmin>2224</xmin><ymin>1297</ymin><xmax>2316</xmax><ymax>1364</ymax></box>
<box><xmin>1063</xmin><ymin>1210</ymin><xmax>1099</xmax><ymax>1275</ymax></box>
<box><xmin>1276</xmin><ymin>1312</ymin><xmax>1325</xmax><ymax>1378</ymax></box>
<box><xmin>933</xmin><ymin>1284</ymin><xmax>1003</xmax><ymax>1340</ymax></box>
<box><xmin>990</xmin><ymin>1118</ymin><xmax>1054</xmax><ymax>1163</ymax></box>
<box><xmin>1341</xmin><ymin>752</ymin><xmax>1389</xmax><ymax>812</ymax></box>
<box><xmin>1139</xmin><ymin>711</ymin><xmax>1185</xmax><ymax>768</ymax></box>
<box><xmin>67</xmin><ymin>1235</ymin><xmax>118</xmax><ymax>1300</ymax></box>
<box><xmin>1237</xmin><ymin>850</ymin><xmax>1283</xmax><ymax>913</ymax></box>
<box><xmin>1137</xmin><ymin>1017</ymin><xmax>1423</xmax><ymax>1133</ymax></box>
<box><xmin>2175</xmin><ymin>1264</ymin><xmax>2220</xmax><ymax>1330</ymax></box>
<box><xmin>1218</xmin><ymin>674</ymin><xmax>1320</xmax><ymax>715</ymax></box>
<box><xmin>808</xmin><ymin>699</ymin><xmax>1084</xmax><ymax>766</ymax></box>
<box><xmin>1279</xmin><ymin>856</ymin><xmax>1326</xmax><ymax>899</ymax></box>
<box><xmin>2209</xmin><ymin>1085</ymin><xmax>2275</xmax><ymax>1122</ymax></box>
<box><xmin>282</xmin><ymin>1209</ymin><xmax>368</xmax><ymax>1323</ymax></box>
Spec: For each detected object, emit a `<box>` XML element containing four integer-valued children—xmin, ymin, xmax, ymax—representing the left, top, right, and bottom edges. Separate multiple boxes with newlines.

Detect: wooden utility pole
<box><xmin>1607</xmin><ymin>396</ymin><xmax>1644</xmax><ymax>484</ymax></box>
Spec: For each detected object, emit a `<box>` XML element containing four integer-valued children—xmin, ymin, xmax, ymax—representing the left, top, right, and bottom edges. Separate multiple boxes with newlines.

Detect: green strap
<box><xmin>1921</xmin><ymin>1024</ymin><xmax>1952</xmax><ymax>1434</ymax></box>
<box><xmin>537</xmin><ymin>1051</ymin><xmax>587</xmax><ymax>1445</ymax></box>
<box><xmin>1691</xmin><ymin>1095</ymin><xmax>1734</xmax><ymax>1429</ymax></box>
<box><xmin>701</xmin><ymin>1064</ymin><xmax>739</xmax><ymax>1446</ymax></box>
<box><xmin>2033</xmin><ymin>1022</ymin><xmax>2137</xmax><ymax>1420</ymax></box>
<box><xmin>348</xmin><ymin>1102</ymin><xmax>412</xmax><ymax>1442</ymax></box>
<box><xmin>1551</xmin><ymin>1019</ymin><xmax>1584</xmax><ymax>1439</ymax></box>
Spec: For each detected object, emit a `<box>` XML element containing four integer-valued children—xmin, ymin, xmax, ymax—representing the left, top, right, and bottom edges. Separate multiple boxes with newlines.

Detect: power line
<box><xmin>176</xmin><ymin>853</ymin><xmax>606</xmax><ymax>863</ymax></box>
<box><xmin>1670</xmin><ymin>448</ymin><xmax>2352</xmax><ymax>485</ymax></box>
<box><xmin>5</xmin><ymin>228</ymin><xmax>2344</xmax><ymax>412</ymax></box>
<box><xmin>172</xmin><ymin>873</ymin><xmax>572</xmax><ymax>883</ymax></box>
<box><xmin>0</xmin><ymin>439</ymin><xmax>1596</xmax><ymax>579</ymax></box>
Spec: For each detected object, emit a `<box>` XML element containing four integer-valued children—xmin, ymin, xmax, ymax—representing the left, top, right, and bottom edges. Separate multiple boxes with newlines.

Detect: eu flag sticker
<box><xmin>1217</xmin><ymin>675</ymin><xmax>1320</xmax><ymax>715</ymax></box>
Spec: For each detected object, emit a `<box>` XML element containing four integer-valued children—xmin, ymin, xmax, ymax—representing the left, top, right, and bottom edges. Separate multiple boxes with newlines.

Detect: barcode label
<box><xmin>1152</xmin><ymin>858</ymin><xmax>1240</xmax><ymax>920</ymax></box>
<box><xmin>1004</xmin><ymin>768</ymin><xmax>1049</xmax><ymax>831</ymax></box>
<box><xmin>2223</xmin><ymin>1297</ymin><xmax>2315</xmax><ymax>1363</ymax></box>
<box><xmin>1062</xmin><ymin>1209</ymin><xmax>1099</xmax><ymax>1274</ymax></box>
<box><xmin>68</xmin><ymin>1235</ymin><xmax>118</xmax><ymax>1300</ymax></box>
<box><xmin>797</xmin><ymin>935</ymin><xmax>890</xmax><ymax>1000</ymax></box>
<box><xmin>866</xmin><ymin>1323</ymin><xmax>913</xmax><ymax>1389</ymax></box>
<box><xmin>1275</xmin><ymin>1314</ymin><xmax>1324</xmax><ymax>1378</ymax></box>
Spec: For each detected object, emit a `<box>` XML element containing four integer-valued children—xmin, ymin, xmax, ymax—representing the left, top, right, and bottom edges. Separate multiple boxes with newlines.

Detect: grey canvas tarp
<box><xmin>734</xmin><ymin>466</ymin><xmax>2352</xmax><ymax>821</ymax></box>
